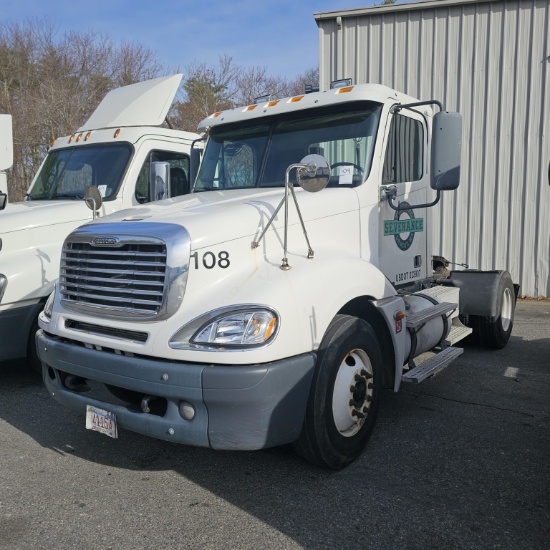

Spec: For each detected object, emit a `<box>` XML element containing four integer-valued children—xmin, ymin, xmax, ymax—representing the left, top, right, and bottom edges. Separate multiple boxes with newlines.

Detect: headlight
<box><xmin>0</xmin><ymin>274</ymin><xmax>7</xmax><ymax>302</ymax></box>
<box><xmin>42</xmin><ymin>288</ymin><xmax>56</xmax><ymax>321</ymax></box>
<box><xmin>169</xmin><ymin>306</ymin><xmax>279</xmax><ymax>351</ymax></box>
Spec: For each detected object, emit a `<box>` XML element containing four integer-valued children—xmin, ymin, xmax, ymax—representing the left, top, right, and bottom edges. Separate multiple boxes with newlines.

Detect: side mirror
<box><xmin>297</xmin><ymin>154</ymin><xmax>330</xmax><ymax>193</ymax></box>
<box><xmin>0</xmin><ymin>191</ymin><xmax>7</xmax><ymax>211</ymax></box>
<box><xmin>189</xmin><ymin>147</ymin><xmax>202</xmax><ymax>190</ymax></box>
<box><xmin>84</xmin><ymin>186</ymin><xmax>103</xmax><ymax>219</ymax></box>
<box><xmin>431</xmin><ymin>111</ymin><xmax>462</xmax><ymax>191</ymax></box>
<box><xmin>150</xmin><ymin>161</ymin><xmax>170</xmax><ymax>200</ymax></box>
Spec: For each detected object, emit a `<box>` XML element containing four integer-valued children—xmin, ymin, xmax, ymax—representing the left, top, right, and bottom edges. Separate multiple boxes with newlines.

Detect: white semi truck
<box><xmin>37</xmin><ymin>81</ymin><xmax>518</xmax><ymax>469</ymax></box>
<box><xmin>0</xmin><ymin>114</ymin><xmax>13</xmax><ymax>210</ymax></box>
<box><xmin>0</xmin><ymin>75</ymin><xmax>199</xmax><ymax>370</ymax></box>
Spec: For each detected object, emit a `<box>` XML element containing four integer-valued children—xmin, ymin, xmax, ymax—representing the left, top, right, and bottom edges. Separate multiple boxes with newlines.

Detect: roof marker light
<box><xmin>68</xmin><ymin>135</ymin><xmax>75</xmax><ymax>143</ymax></box>
<box><xmin>211</xmin><ymin>112</ymin><xmax>223</xmax><ymax>118</ymax></box>
<box><xmin>245</xmin><ymin>104</ymin><xmax>257</xmax><ymax>111</ymax></box>
<box><xmin>267</xmin><ymin>100</ymin><xmax>279</xmax><ymax>107</ymax></box>
<box><xmin>337</xmin><ymin>86</ymin><xmax>354</xmax><ymax>94</ymax></box>
<box><xmin>84</xmin><ymin>131</ymin><xmax>91</xmax><ymax>141</ymax></box>
<box><xmin>254</xmin><ymin>94</ymin><xmax>271</xmax><ymax>104</ymax></box>
<box><xmin>330</xmin><ymin>78</ymin><xmax>353</xmax><ymax>89</ymax></box>
<box><xmin>76</xmin><ymin>133</ymin><xmax>83</xmax><ymax>142</ymax></box>
<box><xmin>113</xmin><ymin>128</ymin><xmax>120</xmax><ymax>138</ymax></box>
<box><xmin>305</xmin><ymin>85</ymin><xmax>319</xmax><ymax>94</ymax></box>
<box><xmin>289</xmin><ymin>95</ymin><xmax>304</xmax><ymax>103</ymax></box>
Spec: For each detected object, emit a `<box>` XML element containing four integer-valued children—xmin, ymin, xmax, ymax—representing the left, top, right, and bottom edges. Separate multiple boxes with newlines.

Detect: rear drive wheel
<box><xmin>478</xmin><ymin>271</ymin><xmax>516</xmax><ymax>349</ymax></box>
<box><xmin>293</xmin><ymin>315</ymin><xmax>382</xmax><ymax>469</ymax></box>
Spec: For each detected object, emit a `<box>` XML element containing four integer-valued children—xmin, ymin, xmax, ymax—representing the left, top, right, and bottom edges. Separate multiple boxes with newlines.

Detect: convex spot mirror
<box><xmin>431</xmin><ymin>111</ymin><xmax>462</xmax><ymax>191</ymax></box>
<box><xmin>297</xmin><ymin>154</ymin><xmax>330</xmax><ymax>193</ymax></box>
<box><xmin>150</xmin><ymin>161</ymin><xmax>171</xmax><ymax>201</ymax></box>
<box><xmin>84</xmin><ymin>185</ymin><xmax>102</xmax><ymax>211</ymax></box>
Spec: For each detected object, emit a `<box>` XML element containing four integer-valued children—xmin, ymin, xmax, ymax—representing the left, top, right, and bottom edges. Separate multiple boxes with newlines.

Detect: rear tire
<box><xmin>465</xmin><ymin>271</ymin><xmax>516</xmax><ymax>349</ymax></box>
<box><xmin>293</xmin><ymin>315</ymin><xmax>382</xmax><ymax>469</ymax></box>
<box><xmin>478</xmin><ymin>272</ymin><xmax>516</xmax><ymax>349</ymax></box>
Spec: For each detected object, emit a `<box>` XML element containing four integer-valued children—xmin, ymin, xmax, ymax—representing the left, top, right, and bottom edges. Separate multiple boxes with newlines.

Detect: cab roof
<box><xmin>197</xmin><ymin>83</ymin><xmax>422</xmax><ymax>132</ymax></box>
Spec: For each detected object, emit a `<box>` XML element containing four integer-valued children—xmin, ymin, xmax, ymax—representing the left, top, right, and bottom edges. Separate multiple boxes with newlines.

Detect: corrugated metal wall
<box><xmin>316</xmin><ymin>0</ymin><xmax>550</xmax><ymax>297</ymax></box>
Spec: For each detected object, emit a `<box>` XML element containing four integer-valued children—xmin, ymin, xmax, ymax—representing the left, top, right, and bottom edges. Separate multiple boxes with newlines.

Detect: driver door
<box><xmin>378</xmin><ymin>110</ymin><xmax>428</xmax><ymax>286</ymax></box>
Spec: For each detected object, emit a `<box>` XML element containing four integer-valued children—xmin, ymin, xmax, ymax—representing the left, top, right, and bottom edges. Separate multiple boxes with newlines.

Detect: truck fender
<box><xmin>370</xmin><ymin>295</ymin><xmax>407</xmax><ymax>391</ymax></box>
<box><xmin>447</xmin><ymin>270</ymin><xmax>517</xmax><ymax>317</ymax></box>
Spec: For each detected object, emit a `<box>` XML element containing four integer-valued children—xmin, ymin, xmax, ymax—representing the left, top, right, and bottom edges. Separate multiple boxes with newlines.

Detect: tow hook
<box><xmin>141</xmin><ymin>395</ymin><xmax>158</xmax><ymax>413</ymax></box>
<box><xmin>64</xmin><ymin>374</ymin><xmax>90</xmax><ymax>393</ymax></box>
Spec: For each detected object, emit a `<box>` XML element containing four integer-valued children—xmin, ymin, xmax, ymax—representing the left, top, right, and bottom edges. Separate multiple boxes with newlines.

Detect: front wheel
<box><xmin>293</xmin><ymin>315</ymin><xmax>382</xmax><ymax>469</ymax></box>
<box><xmin>27</xmin><ymin>317</ymin><xmax>42</xmax><ymax>374</ymax></box>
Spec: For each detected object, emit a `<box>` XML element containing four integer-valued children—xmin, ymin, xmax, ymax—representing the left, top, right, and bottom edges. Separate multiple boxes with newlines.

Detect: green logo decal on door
<box><xmin>384</xmin><ymin>202</ymin><xmax>423</xmax><ymax>251</ymax></box>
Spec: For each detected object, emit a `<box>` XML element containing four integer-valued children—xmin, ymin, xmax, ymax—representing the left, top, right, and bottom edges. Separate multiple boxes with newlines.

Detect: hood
<box><xmin>89</xmin><ymin>187</ymin><xmax>360</xmax><ymax>249</ymax></box>
<box><xmin>0</xmin><ymin>200</ymin><xmax>93</xmax><ymax>234</ymax></box>
<box><xmin>78</xmin><ymin>74</ymin><xmax>183</xmax><ymax>132</ymax></box>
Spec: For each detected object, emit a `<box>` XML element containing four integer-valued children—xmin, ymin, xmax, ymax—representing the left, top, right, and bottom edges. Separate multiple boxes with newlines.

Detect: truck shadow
<box><xmin>1</xmin><ymin>329</ymin><xmax>549</xmax><ymax>549</ymax></box>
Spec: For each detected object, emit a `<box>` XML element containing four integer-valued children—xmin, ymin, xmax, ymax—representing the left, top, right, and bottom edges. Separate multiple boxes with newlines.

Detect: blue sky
<box><xmin>0</xmin><ymin>1</ymin><xmax>385</xmax><ymax>78</ymax></box>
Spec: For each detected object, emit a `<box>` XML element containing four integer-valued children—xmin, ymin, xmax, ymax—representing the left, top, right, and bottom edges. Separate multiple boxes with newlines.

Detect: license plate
<box><xmin>86</xmin><ymin>405</ymin><xmax>118</xmax><ymax>439</ymax></box>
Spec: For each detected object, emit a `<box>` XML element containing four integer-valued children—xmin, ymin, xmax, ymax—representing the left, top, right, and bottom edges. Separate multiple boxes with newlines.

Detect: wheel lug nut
<box><xmin>354</xmin><ymin>374</ymin><xmax>362</xmax><ymax>382</ymax></box>
<box><xmin>368</xmin><ymin>383</ymin><xmax>373</xmax><ymax>389</ymax></box>
<box><xmin>349</xmin><ymin>399</ymin><xmax>355</xmax><ymax>407</ymax></box>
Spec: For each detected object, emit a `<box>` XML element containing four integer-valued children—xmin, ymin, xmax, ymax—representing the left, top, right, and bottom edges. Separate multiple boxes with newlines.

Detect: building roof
<box><xmin>314</xmin><ymin>0</ymin><xmax>500</xmax><ymax>22</ymax></box>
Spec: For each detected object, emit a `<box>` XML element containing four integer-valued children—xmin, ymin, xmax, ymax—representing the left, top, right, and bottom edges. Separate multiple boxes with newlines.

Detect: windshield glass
<box><xmin>195</xmin><ymin>101</ymin><xmax>381</xmax><ymax>191</ymax></box>
<box><xmin>27</xmin><ymin>143</ymin><xmax>133</xmax><ymax>200</ymax></box>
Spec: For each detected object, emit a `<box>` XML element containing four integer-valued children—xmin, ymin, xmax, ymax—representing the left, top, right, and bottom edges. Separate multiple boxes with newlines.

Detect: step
<box><xmin>420</xmin><ymin>285</ymin><xmax>460</xmax><ymax>303</ymax></box>
<box><xmin>406</xmin><ymin>302</ymin><xmax>457</xmax><ymax>330</ymax></box>
<box><xmin>402</xmin><ymin>346</ymin><xmax>464</xmax><ymax>384</ymax></box>
<box><xmin>443</xmin><ymin>324</ymin><xmax>473</xmax><ymax>347</ymax></box>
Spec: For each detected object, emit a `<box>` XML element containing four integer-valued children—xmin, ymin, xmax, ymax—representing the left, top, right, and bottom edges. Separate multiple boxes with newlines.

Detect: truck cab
<box><xmin>0</xmin><ymin>75</ymin><xmax>200</xmax><ymax>369</ymax></box>
<box><xmin>37</xmin><ymin>82</ymin><xmax>516</xmax><ymax>468</ymax></box>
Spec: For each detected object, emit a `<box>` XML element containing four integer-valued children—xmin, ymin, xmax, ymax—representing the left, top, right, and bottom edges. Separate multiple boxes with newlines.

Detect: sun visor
<box><xmin>78</xmin><ymin>74</ymin><xmax>183</xmax><ymax>131</ymax></box>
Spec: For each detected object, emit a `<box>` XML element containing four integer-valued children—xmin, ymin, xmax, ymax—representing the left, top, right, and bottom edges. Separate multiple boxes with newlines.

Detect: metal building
<box><xmin>315</xmin><ymin>0</ymin><xmax>549</xmax><ymax>298</ymax></box>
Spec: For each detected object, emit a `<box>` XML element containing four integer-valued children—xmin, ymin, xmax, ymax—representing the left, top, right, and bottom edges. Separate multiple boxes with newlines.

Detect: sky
<box><xmin>0</xmin><ymin>0</ymin><xmax>385</xmax><ymax>79</ymax></box>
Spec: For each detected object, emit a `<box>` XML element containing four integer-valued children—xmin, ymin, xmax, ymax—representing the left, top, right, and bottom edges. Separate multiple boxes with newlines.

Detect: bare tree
<box><xmin>0</xmin><ymin>19</ymin><xmax>164</xmax><ymax>201</ymax></box>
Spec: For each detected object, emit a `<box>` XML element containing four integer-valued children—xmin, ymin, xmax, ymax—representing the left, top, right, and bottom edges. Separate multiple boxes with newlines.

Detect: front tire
<box><xmin>293</xmin><ymin>315</ymin><xmax>383</xmax><ymax>469</ymax></box>
<box><xmin>27</xmin><ymin>317</ymin><xmax>42</xmax><ymax>374</ymax></box>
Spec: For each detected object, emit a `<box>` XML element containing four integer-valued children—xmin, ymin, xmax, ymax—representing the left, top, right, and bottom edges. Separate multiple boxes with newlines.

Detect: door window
<box><xmin>382</xmin><ymin>114</ymin><xmax>424</xmax><ymax>184</ymax></box>
<box><xmin>135</xmin><ymin>151</ymin><xmax>190</xmax><ymax>203</ymax></box>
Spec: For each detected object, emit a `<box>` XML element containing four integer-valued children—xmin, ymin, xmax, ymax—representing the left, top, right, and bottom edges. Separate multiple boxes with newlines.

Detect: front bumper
<box><xmin>37</xmin><ymin>329</ymin><xmax>316</xmax><ymax>450</ymax></box>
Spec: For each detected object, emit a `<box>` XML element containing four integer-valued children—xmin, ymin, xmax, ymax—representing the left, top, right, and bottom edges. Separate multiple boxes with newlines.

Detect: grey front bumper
<box><xmin>37</xmin><ymin>329</ymin><xmax>316</xmax><ymax>450</ymax></box>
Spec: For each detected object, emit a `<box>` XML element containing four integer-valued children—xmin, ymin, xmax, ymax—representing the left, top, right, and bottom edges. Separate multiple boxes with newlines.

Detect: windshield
<box><xmin>26</xmin><ymin>143</ymin><xmax>133</xmax><ymax>200</ymax></box>
<box><xmin>195</xmin><ymin>102</ymin><xmax>381</xmax><ymax>191</ymax></box>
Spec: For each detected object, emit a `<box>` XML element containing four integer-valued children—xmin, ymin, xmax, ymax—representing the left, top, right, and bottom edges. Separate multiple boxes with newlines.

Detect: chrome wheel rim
<box><xmin>332</xmin><ymin>349</ymin><xmax>374</xmax><ymax>437</ymax></box>
<box><xmin>501</xmin><ymin>287</ymin><xmax>513</xmax><ymax>332</ymax></box>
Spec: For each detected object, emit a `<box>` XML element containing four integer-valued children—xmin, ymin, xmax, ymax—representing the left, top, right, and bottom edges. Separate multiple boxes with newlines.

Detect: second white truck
<box><xmin>37</xmin><ymin>81</ymin><xmax>517</xmax><ymax>468</ymax></box>
<box><xmin>0</xmin><ymin>75</ymin><xmax>199</xmax><ymax>369</ymax></box>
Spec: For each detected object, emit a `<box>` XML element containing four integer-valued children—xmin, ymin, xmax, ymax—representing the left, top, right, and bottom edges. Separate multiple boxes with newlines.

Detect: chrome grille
<box><xmin>61</xmin><ymin>241</ymin><xmax>167</xmax><ymax>316</ymax></box>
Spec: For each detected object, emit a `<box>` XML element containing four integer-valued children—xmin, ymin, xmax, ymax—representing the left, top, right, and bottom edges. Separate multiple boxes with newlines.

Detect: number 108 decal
<box><xmin>190</xmin><ymin>250</ymin><xmax>230</xmax><ymax>270</ymax></box>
